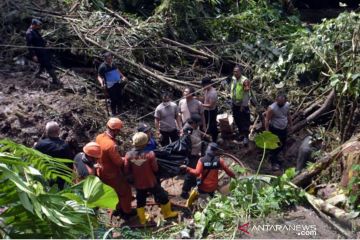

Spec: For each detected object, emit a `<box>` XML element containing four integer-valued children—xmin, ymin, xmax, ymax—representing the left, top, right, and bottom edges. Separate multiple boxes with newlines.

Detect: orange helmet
<box><xmin>107</xmin><ymin>117</ymin><xmax>123</xmax><ymax>130</ymax></box>
<box><xmin>83</xmin><ymin>142</ymin><xmax>102</xmax><ymax>158</ymax></box>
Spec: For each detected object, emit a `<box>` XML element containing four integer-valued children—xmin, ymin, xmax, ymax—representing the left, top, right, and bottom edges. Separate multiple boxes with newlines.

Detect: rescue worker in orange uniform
<box><xmin>96</xmin><ymin>118</ymin><xmax>135</xmax><ymax>219</ymax></box>
<box><xmin>124</xmin><ymin>132</ymin><xmax>178</xmax><ymax>224</ymax></box>
<box><xmin>73</xmin><ymin>142</ymin><xmax>102</xmax><ymax>182</ymax></box>
<box><xmin>181</xmin><ymin>143</ymin><xmax>235</xmax><ymax>197</ymax></box>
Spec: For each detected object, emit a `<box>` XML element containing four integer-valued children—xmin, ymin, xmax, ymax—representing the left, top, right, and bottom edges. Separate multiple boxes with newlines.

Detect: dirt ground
<box><xmin>0</xmin><ymin>65</ymin><xmax>348</xmax><ymax>239</ymax></box>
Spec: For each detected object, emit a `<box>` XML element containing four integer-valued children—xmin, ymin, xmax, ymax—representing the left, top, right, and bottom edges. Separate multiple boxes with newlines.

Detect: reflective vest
<box><xmin>230</xmin><ymin>76</ymin><xmax>247</xmax><ymax>103</ymax></box>
<box><xmin>200</xmin><ymin>153</ymin><xmax>220</xmax><ymax>170</ymax></box>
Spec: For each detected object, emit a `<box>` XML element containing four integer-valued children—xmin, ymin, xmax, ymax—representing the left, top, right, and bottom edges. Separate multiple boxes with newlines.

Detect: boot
<box><xmin>186</xmin><ymin>188</ymin><xmax>199</xmax><ymax>207</ymax></box>
<box><xmin>48</xmin><ymin>69</ymin><xmax>61</xmax><ymax>85</ymax></box>
<box><xmin>160</xmin><ymin>202</ymin><xmax>178</xmax><ymax>219</ymax></box>
<box><xmin>136</xmin><ymin>207</ymin><xmax>150</xmax><ymax>225</ymax></box>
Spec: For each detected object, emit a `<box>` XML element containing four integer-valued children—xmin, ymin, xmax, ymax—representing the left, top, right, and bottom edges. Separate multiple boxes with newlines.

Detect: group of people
<box><xmin>28</xmin><ymin>18</ymin><xmax>323</xmax><ymax>225</ymax></box>
<box><xmin>34</xmin><ymin>116</ymin><xmax>236</xmax><ymax>224</ymax></box>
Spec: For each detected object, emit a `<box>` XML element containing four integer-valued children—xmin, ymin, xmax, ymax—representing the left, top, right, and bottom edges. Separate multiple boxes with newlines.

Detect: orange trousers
<box><xmin>100</xmin><ymin>174</ymin><xmax>132</xmax><ymax>213</ymax></box>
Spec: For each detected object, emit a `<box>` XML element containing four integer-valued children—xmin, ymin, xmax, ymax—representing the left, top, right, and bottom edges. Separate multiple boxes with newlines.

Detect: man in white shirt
<box><xmin>154</xmin><ymin>92</ymin><xmax>182</xmax><ymax>146</ymax></box>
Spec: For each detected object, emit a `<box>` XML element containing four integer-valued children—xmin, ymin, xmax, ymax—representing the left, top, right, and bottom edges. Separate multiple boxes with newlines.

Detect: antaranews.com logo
<box><xmin>239</xmin><ymin>222</ymin><xmax>317</xmax><ymax>237</ymax></box>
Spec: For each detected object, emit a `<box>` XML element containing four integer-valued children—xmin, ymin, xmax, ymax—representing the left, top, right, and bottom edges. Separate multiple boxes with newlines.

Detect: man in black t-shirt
<box><xmin>26</xmin><ymin>19</ymin><xmax>60</xmax><ymax>85</ymax></box>
<box><xmin>97</xmin><ymin>52</ymin><xmax>128</xmax><ymax>116</ymax></box>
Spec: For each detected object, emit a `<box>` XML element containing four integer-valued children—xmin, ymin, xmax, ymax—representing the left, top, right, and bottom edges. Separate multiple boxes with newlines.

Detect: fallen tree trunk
<box><xmin>162</xmin><ymin>37</ymin><xmax>216</xmax><ymax>60</ymax></box>
<box><xmin>290</xmin><ymin>89</ymin><xmax>335</xmax><ymax>134</ymax></box>
<box><xmin>292</xmin><ymin>133</ymin><xmax>360</xmax><ymax>188</ymax></box>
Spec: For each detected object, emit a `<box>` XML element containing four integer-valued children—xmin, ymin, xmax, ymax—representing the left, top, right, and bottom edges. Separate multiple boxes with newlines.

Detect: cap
<box><xmin>207</xmin><ymin>142</ymin><xmax>220</xmax><ymax>151</ymax></box>
<box><xmin>83</xmin><ymin>142</ymin><xmax>102</xmax><ymax>158</ymax></box>
<box><xmin>137</xmin><ymin>122</ymin><xmax>151</xmax><ymax>132</ymax></box>
<box><xmin>107</xmin><ymin>118</ymin><xmax>123</xmax><ymax>130</ymax></box>
<box><xmin>132</xmin><ymin>132</ymin><xmax>149</xmax><ymax>148</ymax></box>
<box><xmin>31</xmin><ymin>18</ymin><xmax>42</xmax><ymax>25</ymax></box>
<box><xmin>201</xmin><ymin>77</ymin><xmax>212</xmax><ymax>86</ymax></box>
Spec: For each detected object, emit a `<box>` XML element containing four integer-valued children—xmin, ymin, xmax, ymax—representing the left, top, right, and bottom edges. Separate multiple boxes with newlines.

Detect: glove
<box><xmin>179</xmin><ymin>165</ymin><xmax>187</xmax><ymax>174</ymax></box>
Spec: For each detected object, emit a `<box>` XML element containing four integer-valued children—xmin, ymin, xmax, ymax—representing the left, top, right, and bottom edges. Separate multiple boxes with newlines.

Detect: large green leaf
<box><xmin>254</xmin><ymin>131</ymin><xmax>280</xmax><ymax>150</ymax></box>
<box><xmin>82</xmin><ymin>176</ymin><xmax>118</xmax><ymax>210</ymax></box>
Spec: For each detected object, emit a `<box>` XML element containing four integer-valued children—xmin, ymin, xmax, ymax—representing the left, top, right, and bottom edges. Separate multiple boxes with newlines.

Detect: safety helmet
<box><xmin>132</xmin><ymin>132</ymin><xmax>149</xmax><ymax>148</ymax></box>
<box><xmin>83</xmin><ymin>142</ymin><xmax>102</xmax><ymax>158</ymax></box>
<box><xmin>107</xmin><ymin>117</ymin><xmax>123</xmax><ymax>130</ymax></box>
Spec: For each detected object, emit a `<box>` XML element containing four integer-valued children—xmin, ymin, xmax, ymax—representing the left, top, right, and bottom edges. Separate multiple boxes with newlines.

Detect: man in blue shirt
<box><xmin>97</xmin><ymin>52</ymin><xmax>128</xmax><ymax>116</ymax></box>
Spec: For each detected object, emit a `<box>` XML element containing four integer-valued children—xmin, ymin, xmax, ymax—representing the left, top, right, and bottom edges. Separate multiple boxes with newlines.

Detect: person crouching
<box><xmin>73</xmin><ymin>142</ymin><xmax>102</xmax><ymax>183</ymax></box>
<box><xmin>124</xmin><ymin>132</ymin><xmax>178</xmax><ymax>224</ymax></box>
<box><xmin>181</xmin><ymin>143</ymin><xmax>235</xmax><ymax>197</ymax></box>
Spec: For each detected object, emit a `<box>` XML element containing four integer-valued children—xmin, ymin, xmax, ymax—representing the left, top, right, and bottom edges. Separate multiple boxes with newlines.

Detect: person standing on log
<box><xmin>178</xmin><ymin>87</ymin><xmax>206</xmax><ymax>130</ymax></box>
<box><xmin>229</xmin><ymin>65</ymin><xmax>252</xmax><ymax>146</ymax></box>
<box><xmin>265</xmin><ymin>93</ymin><xmax>292</xmax><ymax>171</ymax></box>
<box><xmin>97</xmin><ymin>52</ymin><xmax>128</xmax><ymax>116</ymax></box>
<box><xmin>154</xmin><ymin>92</ymin><xmax>182</xmax><ymax>146</ymax></box>
<box><xmin>124</xmin><ymin>132</ymin><xmax>178</xmax><ymax>225</ymax></box>
<box><xmin>95</xmin><ymin>118</ymin><xmax>136</xmax><ymax>220</ymax></box>
<box><xmin>201</xmin><ymin>77</ymin><xmax>218</xmax><ymax>142</ymax></box>
<box><xmin>26</xmin><ymin>19</ymin><xmax>60</xmax><ymax>85</ymax></box>
<box><xmin>34</xmin><ymin>121</ymin><xmax>74</xmax><ymax>189</ymax></box>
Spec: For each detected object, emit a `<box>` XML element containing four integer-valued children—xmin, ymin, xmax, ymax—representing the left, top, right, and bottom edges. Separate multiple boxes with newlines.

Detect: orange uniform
<box><xmin>186</xmin><ymin>157</ymin><xmax>235</xmax><ymax>193</ymax></box>
<box><xmin>96</xmin><ymin>132</ymin><xmax>132</xmax><ymax>213</ymax></box>
<box><xmin>124</xmin><ymin>150</ymin><xmax>158</xmax><ymax>190</ymax></box>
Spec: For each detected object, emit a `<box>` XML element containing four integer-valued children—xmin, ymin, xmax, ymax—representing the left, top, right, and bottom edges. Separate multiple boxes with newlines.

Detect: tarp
<box><xmin>155</xmin><ymin>134</ymin><xmax>192</xmax><ymax>179</ymax></box>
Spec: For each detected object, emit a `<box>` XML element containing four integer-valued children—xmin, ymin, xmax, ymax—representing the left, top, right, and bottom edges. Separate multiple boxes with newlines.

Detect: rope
<box><xmin>135</xmin><ymin>77</ymin><xmax>227</xmax><ymax>122</ymax></box>
<box><xmin>0</xmin><ymin>41</ymin><xmax>240</xmax><ymax>51</ymax></box>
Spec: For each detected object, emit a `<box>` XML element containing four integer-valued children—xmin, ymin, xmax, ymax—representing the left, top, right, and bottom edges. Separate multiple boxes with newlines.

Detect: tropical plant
<box><xmin>193</xmin><ymin>132</ymin><xmax>304</xmax><ymax>238</ymax></box>
<box><xmin>0</xmin><ymin>140</ymin><xmax>117</xmax><ymax>238</ymax></box>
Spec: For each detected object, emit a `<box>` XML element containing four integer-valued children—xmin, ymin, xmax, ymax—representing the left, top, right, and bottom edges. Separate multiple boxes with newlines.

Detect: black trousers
<box><xmin>107</xmin><ymin>82</ymin><xmax>123</xmax><ymax>115</ymax></box>
<box><xmin>160</xmin><ymin>129</ymin><xmax>179</xmax><ymax>146</ymax></box>
<box><xmin>36</xmin><ymin>52</ymin><xmax>58</xmax><ymax>82</ymax></box>
<box><xmin>136</xmin><ymin>184</ymin><xmax>169</xmax><ymax>208</ymax></box>
<box><xmin>204</xmin><ymin>108</ymin><xmax>218</xmax><ymax>142</ymax></box>
<box><xmin>182</xmin><ymin>155</ymin><xmax>199</xmax><ymax>193</ymax></box>
<box><xmin>269</xmin><ymin>125</ymin><xmax>287</xmax><ymax>166</ymax></box>
<box><xmin>232</xmin><ymin>105</ymin><xmax>251</xmax><ymax>138</ymax></box>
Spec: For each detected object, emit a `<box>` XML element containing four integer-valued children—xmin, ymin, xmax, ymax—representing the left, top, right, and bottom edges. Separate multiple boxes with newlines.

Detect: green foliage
<box><xmin>0</xmin><ymin>141</ymin><xmax>117</xmax><ymax>238</ymax></box>
<box><xmin>348</xmin><ymin>164</ymin><xmax>360</xmax><ymax>211</ymax></box>
<box><xmin>254</xmin><ymin>131</ymin><xmax>280</xmax><ymax>150</ymax></box>
<box><xmin>0</xmin><ymin>139</ymin><xmax>73</xmax><ymax>185</ymax></box>
<box><xmin>65</xmin><ymin>175</ymin><xmax>118</xmax><ymax>210</ymax></box>
<box><xmin>195</xmin><ymin>170</ymin><xmax>305</xmax><ymax>238</ymax></box>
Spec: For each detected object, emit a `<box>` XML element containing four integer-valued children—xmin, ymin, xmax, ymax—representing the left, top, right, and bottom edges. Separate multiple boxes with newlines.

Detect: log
<box><xmin>292</xmin><ymin>133</ymin><xmax>360</xmax><ymax>187</ymax></box>
<box><xmin>103</xmin><ymin>7</ymin><xmax>132</xmax><ymax>28</ymax></box>
<box><xmin>290</xmin><ymin>89</ymin><xmax>335</xmax><ymax>134</ymax></box>
<box><xmin>162</xmin><ymin>37</ymin><xmax>216</xmax><ymax>60</ymax></box>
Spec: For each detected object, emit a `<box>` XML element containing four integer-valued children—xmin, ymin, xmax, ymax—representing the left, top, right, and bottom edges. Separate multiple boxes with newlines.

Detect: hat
<box><xmin>137</xmin><ymin>122</ymin><xmax>151</xmax><ymax>132</ymax></box>
<box><xmin>207</xmin><ymin>142</ymin><xmax>220</xmax><ymax>152</ymax></box>
<box><xmin>83</xmin><ymin>142</ymin><xmax>102</xmax><ymax>158</ymax></box>
<box><xmin>31</xmin><ymin>18</ymin><xmax>42</xmax><ymax>25</ymax></box>
<box><xmin>201</xmin><ymin>77</ymin><xmax>212</xmax><ymax>86</ymax></box>
<box><xmin>132</xmin><ymin>132</ymin><xmax>149</xmax><ymax>148</ymax></box>
<box><xmin>107</xmin><ymin>118</ymin><xmax>123</xmax><ymax>130</ymax></box>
